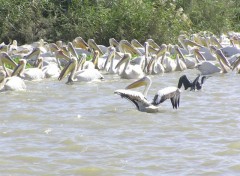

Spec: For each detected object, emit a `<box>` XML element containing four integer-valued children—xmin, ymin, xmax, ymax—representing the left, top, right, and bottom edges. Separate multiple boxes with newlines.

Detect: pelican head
<box><xmin>192</xmin><ymin>47</ymin><xmax>206</xmax><ymax>62</ymax></box>
<box><xmin>131</xmin><ymin>39</ymin><xmax>143</xmax><ymax>48</ymax></box>
<box><xmin>115</xmin><ymin>53</ymin><xmax>131</xmax><ymax>69</ymax></box>
<box><xmin>49</xmin><ymin>43</ymin><xmax>60</xmax><ymax>53</ymax></box>
<box><xmin>126</xmin><ymin>76</ymin><xmax>151</xmax><ymax>89</ymax></box>
<box><xmin>215</xmin><ymin>49</ymin><xmax>232</xmax><ymax>69</ymax></box>
<box><xmin>88</xmin><ymin>39</ymin><xmax>104</xmax><ymax>56</ymax></box>
<box><xmin>104</xmin><ymin>46</ymin><xmax>115</xmax><ymax>69</ymax></box>
<box><xmin>73</xmin><ymin>37</ymin><xmax>89</xmax><ymax>50</ymax></box>
<box><xmin>126</xmin><ymin>76</ymin><xmax>152</xmax><ymax>97</ymax></box>
<box><xmin>146</xmin><ymin>39</ymin><xmax>160</xmax><ymax>48</ymax></box>
<box><xmin>109</xmin><ymin>38</ymin><xmax>119</xmax><ymax>47</ymax></box>
<box><xmin>119</xmin><ymin>40</ymin><xmax>142</xmax><ymax>56</ymax></box>
<box><xmin>0</xmin><ymin>52</ymin><xmax>17</xmax><ymax>68</ymax></box>
<box><xmin>146</xmin><ymin>54</ymin><xmax>157</xmax><ymax>73</ymax></box>
<box><xmin>91</xmin><ymin>50</ymin><xmax>100</xmax><ymax>69</ymax></box>
<box><xmin>34</xmin><ymin>57</ymin><xmax>43</xmax><ymax>69</ymax></box>
<box><xmin>55</xmin><ymin>50</ymin><xmax>71</xmax><ymax>61</ymax></box>
<box><xmin>232</xmin><ymin>56</ymin><xmax>240</xmax><ymax>71</ymax></box>
<box><xmin>58</xmin><ymin>57</ymin><xmax>78</xmax><ymax>84</ymax></box>
<box><xmin>56</xmin><ymin>40</ymin><xmax>63</xmax><ymax>48</ymax></box>
<box><xmin>24</xmin><ymin>47</ymin><xmax>41</xmax><ymax>60</ymax></box>
<box><xmin>68</xmin><ymin>42</ymin><xmax>78</xmax><ymax>59</ymax></box>
<box><xmin>77</xmin><ymin>53</ymin><xmax>87</xmax><ymax>70</ymax></box>
<box><xmin>12</xmin><ymin>59</ymin><xmax>27</xmax><ymax>77</ymax></box>
<box><xmin>174</xmin><ymin>45</ymin><xmax>185</xmax><ymax>61</ymax></box>
<box><xmin>156</xmin><ymin>44</ymin><xmax>167</xmax><ymax>58</ymax></box>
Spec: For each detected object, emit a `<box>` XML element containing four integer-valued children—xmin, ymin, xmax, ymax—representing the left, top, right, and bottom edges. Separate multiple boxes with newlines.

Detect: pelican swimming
<box><xmin>114</xmin><ymin>76</ymin><xmax>180</xmax><ymax>113</ymax></box>
<box><xmin>115</xmin><ymin>53</ymin><xmax>144</xmax><ymax>79</ymax></box>
<box><xmin>0</xmin><ymin>52</ymin><xmax>18</xmax><ymax>76</ymax></box>
<box><xmin>178</xmin><ymin>74</ymin><xmax>208</xmax><ymax>91</ymax></box>
<box><xmin>119</xmin><ymin>40</ymin><xmax>143</xmax><ymax>56</ymax></box>
<box><xmin>0</xmin><ymin>70</ymin><xmax>26</xmax><ymax>91</ymax></box>
<box><xmin>196</xmin><ymin>48</ymin><xmax>232</xmax><ymax>75</ymax></box>
<box><xmin>232</xmin><ymin>56</ymin><xmax>240</xmax><ymax>73</ymax></box>
<box><xmin>103</xmin><ymin>47</ymin><xmax>119</xmax><ymax>74</ymax></box>
<box><xmin>146</xmin><ymin>54</ymin><xmax>165</xmax><ymax>75</ymax></box>
<box><xmin>12</xmin><ymin>58</ymin><xmax>45</xmax><ymax>81</ymax></box>
<box><xmin>58</xmin><ymin>57</ymin><xmax>104</xmax><ymax>84</ymax></box>
<box><xmin>88</xmin><ymin>39</ymin><xmax>106</xmax><ymax>56</ymax></box>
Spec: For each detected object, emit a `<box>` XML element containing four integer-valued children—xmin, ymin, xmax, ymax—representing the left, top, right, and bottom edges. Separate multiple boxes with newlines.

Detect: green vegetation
<box><xmin>0</xmin><ymin>0</ymin><xmax>239</xmax><ymax>46</ymax></box>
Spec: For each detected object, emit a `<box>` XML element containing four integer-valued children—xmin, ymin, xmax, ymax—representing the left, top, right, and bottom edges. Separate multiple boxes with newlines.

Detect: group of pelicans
<box><xmin>0</xmin><ymin>31</ymin><xmax>240</xmax><ymax>112</ymax></box>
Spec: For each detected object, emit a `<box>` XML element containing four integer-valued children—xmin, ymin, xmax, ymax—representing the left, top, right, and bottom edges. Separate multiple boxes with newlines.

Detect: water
<box><xmin>0</xmin><ymin>69</ymin><xmax>240</xmax><ymax>176</ymax></box>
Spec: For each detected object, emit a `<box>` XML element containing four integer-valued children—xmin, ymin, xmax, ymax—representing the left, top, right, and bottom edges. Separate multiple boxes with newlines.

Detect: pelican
<box><xmin>0</xmin><ymin>52</ymin><xmax>18</xmax><ymax>76</ymax></box>
<box><xmin>146</xmin><ymin>39</ymin><xmax>160</xmax><ymax>49</ymax></box>
<box><xmin>72</xmin><ymin>37</ymin><xmax>89</xmax><ymax>50</ymax></box>
<box><xmin>103</xmin><ymin>47</ymin><xmax>119</xmax><ymax>74</ymax></box>
<box><xmin>114</xmin><ymin>76</ymin><xmax>180</xmax><ymax>113</ymax></box>
<box><xmin>88</xmin><ymin>39</ymin><xmax>105</xmax><ymax>56</ymax></box>
<box><xmin>77</xmin><ymin>53</ymin><xmax>95</xmax><ymax>70</ymax></box>
<box><xmin>174</xmin><ymin>54</ymin><xmax>187</xmax><ymax>71</ymax></box>
<box><xmin>58</xmin><ymin>57</ymin><xmax>104</xmax><ymax>84</ymax></box>
<box><xmin>196</xmin><ymin>48</ymin><xmax>232</xmax><ymax>75</ymax></box>
<box><xmin>232</xmin><ymin>56</ymin><xmax>240</xmax><ymax>73</ymax></box>
<box><xmin>159</xmin><ymin>45</ymin><xmax>177</xmax><ymax>72</ymax></box>
<box><xmin>0</xmin><ymin>70</ymin><xmax>26</xmax><ymax>91</ymax></box>
<box><xmin>146</xmin><ymin>54</ymin><xmax>164</xmax><ymax>75</ymax></box>
<box><xmin>119</xmin><ymin>40</ymin><xmax>143</xmax><ymax>56</ymax></box>
<box><xmin>109</xmin><ymin>38</ymin><xmax>121</xmax><ymax>52</ymax></box>
<box><xmin>175</xmin><ymin>45</ymin><xmax>198</xmax><ymax>69</ymax></box>
<box><xmin>12</xmin><ymin>59</ymin><xmax>45</xmax><ymax>81</ymax></box>
<box><xmin>0</xmin><ymin>42</ymin><xmax>9</xmax><ymax>52</ymax></box>
<box><xmin>178</xmin><ymin>74</ymin><xmax>208</xmax><ymax>91</ymax></box>
<box><xmin>115</xmin><ymin>53</ymin><xmax>144</xmax><ymax>79</ymax></box>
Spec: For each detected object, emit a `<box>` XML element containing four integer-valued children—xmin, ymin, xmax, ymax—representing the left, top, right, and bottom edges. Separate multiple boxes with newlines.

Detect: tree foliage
<box><xmin>0</xmin><ymin>0</ymin><xmax>239</xmax><ymax>45</ymax></box>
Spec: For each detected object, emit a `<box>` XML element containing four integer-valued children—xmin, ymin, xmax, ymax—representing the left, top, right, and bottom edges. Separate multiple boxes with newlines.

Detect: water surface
<box><xmin>0</xmin><ymin>70</ymin><xmax>239</xmax><ymax>175</ymax></box>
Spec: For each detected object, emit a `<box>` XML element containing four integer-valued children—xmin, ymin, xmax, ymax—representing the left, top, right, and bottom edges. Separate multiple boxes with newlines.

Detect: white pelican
<box><xmin>178</xmin><ymin>74</ymin><xmax>208</xmax><ymax>91</ymax></box>
<box><xmin>88</xmin><ymin>39</ymin><xmax>105</xmax><ymax>56</ymax></box>
<box><xmin>159</xmin><ymin>45</ymin><xmax>177</xmax><ymax>72</ymax></box>
<box><xmin>12</xmin><ymin>59</ymin><xmax>44</xmax><ymax>81</ymax></box>
<box><xmin>58</xmin><ymin>57</ymin><xmax>104</xmax><ymax>84</ymax></box>
<box><xmin>42</xmin><ymin>60</ymin><xmax>61</xmax><ymax>78</ymax></box>
<box><xmin>0</xmin><ymin>70</ymin><xmax>26</xmax><ymax>91</ymax></box>
<box><xmin>115</xmin><ymin>53</ymin><xmax>144</xmax><ymax>79</ymax></box>
<box><xmin>0</xmin><ymin>52</ymin><xmax>18</xmax><ymax>76</ymax></box>
<box><xmin>119</xmin><ymin>40</ymin><xmax>143</xmax><ymax>56</ymax></box>
<box><xmin>174</xmin><ymin>45</ymin><xmax>198</xmax><ymax>69</ymax></box>
<box><xmin>109</xmin><ymin>38</ymin><xmax>121</xmax><ymax>52</ymax></box>
<box><xmin>232</xmin><ymin>56</ymin><xmax>240</xmax><ymax>73</ymax></box>
<box><xmin>196</xmin><ymin>48</ymin><xmax>232</xmax><ymax>75</ymax></box>
<box><xmin>130</xmin><ymin>42</ymin><xmax>151</xmax><ymax>70</ymax></box>
<box><xmin>77</xmin><ymin>53</ymin><xmax>95</xmax><ymax>70</ymax></box>
<box><xmin>0</xmin><ymin>42</ymin><xmax>10</xmax><ymax>53</ymax></box>
<box><xmin>114</xmin><ymin>76</ymin><xmax>180</xmax><ymax>113</ymax></box>
<box><xmin>103</xmin><ymin>47</ymin><xmax>119</xmax><ymax>74</ymax></box>
<box><xmin>146</xmin><ymin>39</ymin><xmax>160</xmax><ymax>49</ymax></box>
<box><xmin>72</xmin><ymin>37</ymin><xmax>89</xmax><ymax>50</ymax></box>
<box><xmin>131</xmin><ymin>39</ymin><xmax>144</xmax><ymax>48</ymax></box>
<box><xmin>178</xmin><ymin>34</ymin><xmax>204</xmax><ymax>54</ymax></box>
<box><xmin>146</xmin><ymin>54</ymin><xmax>164</xmax><ymax>75</ymax></box>
<box><xmin>174</xmin><ymin>54</ymin><xmax>187</xmax><ymax>71</ymax></box>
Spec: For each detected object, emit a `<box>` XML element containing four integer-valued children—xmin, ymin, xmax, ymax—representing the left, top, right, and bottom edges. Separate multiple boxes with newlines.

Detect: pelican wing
<box><xmin>114</xmin><ymin>89</ymin><xmax>151</xmax><ymax>111</ymax></box>
<box><xmin>152</xmin><ymin>87</ymin><xmax>180</xmax><ymax>109</ymax></box>
<box><xmin>178</xmin><ymin>75</ymin><xmax>192</xmax><ymax>90</ymax></box>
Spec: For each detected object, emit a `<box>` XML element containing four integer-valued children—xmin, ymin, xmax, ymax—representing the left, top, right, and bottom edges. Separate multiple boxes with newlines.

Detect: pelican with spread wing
<box><xmin>114</xmin><ymin>76</ymin><xmax>180</xmax><ymax>113</ymax></box>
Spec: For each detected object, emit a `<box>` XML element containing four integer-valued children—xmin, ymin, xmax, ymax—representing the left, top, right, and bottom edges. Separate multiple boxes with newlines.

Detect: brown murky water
<box><xmin>0</xmin><ymin>69</ymin><xmax>239</xmax><ymax>175</ymax></box>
